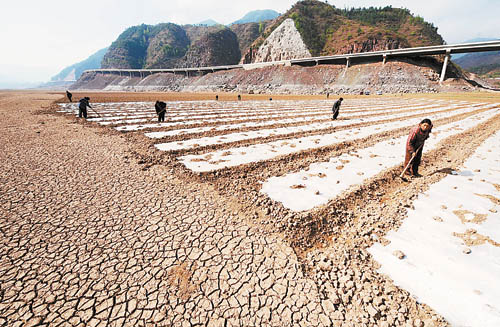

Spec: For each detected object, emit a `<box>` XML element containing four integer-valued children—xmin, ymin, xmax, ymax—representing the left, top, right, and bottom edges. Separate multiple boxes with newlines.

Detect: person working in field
<box><xmin>155</xmin><ymin>100</ymin><xmax>167</xmax><ymax>122</ymax></box>
<box><xmin>332</xmin><ymin>97</ymin><xmax>343</xmax><ymax>120</ymax></box>
<box><xmin>66</xmin><ymin>90</ymin><xmax>73</xmax><ymax>102</ymax></box>
<box><xmin>404</xmin><ymin>118</ymin><xmax>433</xmax><ymax>177</ymax></box>
<box><xmin>78</xmin><ymin>97</ymin><xmax>92</xmax><ymax>119</ymax></box>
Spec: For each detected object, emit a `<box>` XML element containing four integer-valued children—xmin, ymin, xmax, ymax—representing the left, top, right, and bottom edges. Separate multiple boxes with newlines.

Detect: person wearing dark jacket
<box><xmin>332</xmin><ymin>97</ymin><xmax>343</xmax><ymax>120</ymax></box>
<box><xmin>404</xmin><ymin>118</ymin><xmax>433</xmax><ymax>177</ymax></box>
<box><xmin>155</xmin><ymin>101</ymin><xmax>167</xmax><ymax>122</ymax></box>
<box><xmin>66</xmin><ymin>90</ymin><xmax>73</xmax><ymax>102</ymax></box>
<box><xmin>78</xmin><ymin>97</ymin><xmax>92</xmax><ymax>118</ymax></box>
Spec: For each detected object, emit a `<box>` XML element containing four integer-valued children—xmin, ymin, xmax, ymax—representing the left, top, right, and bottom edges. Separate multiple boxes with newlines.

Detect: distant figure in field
<box><xmin>326</xmin><ymin>92</ymin><xmax>330</xmax><ymax>99</ymax></box>
<box><xmin>155</xmin><ymin>100</ymin><xmax>167</xmax><ymax>122</ymax></box>
<box><xmin>269</xmin><ymin>97</ymin><xmax>272</xmax><ymax>101</ymax></box>
<box><xmin>237</xmin><ymin>94</ymin><xmax>241</xmax><ymax>101</ymax></box>
<box><xmin>332</xmin><ymin>97</ymin><xmax>343</xmax><ymax>120</ymax></box>
<box><xmin>404</xmin><ymin>118</ymin><xmax>433</xmax><ymax>177</ymax></box>
<box><xmin>215</xmin><ymin>94</ymin><xmax>219</xmax><ymax>101</ymax></box>
<box><xmin>66</xmin><ymin>90</ymin><xmax>73</xmax><ymax>102</ymax></box>
<box><xmin>78</xmin><ymin>97</ymin><xmax>92</xmax><ymax>119</ymax></box>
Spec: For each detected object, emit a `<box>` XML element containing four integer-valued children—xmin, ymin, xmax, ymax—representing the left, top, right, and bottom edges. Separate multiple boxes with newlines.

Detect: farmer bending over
<box><xmin>404</xmin><ymin>118</ymin><xmax>433</xmax><ymax>177</ymax></box>
<box><xmin>78</xmin><ymin>97</ymin><xmax>92</xmax><ymax>119</ymax></box>
<box><xmin>155</xmin><ymin>100</ymin><xmax>167</xmax><ymax>122</ymax></box>
<box><xmin>332</xmin><ymin>97</ymin><xmax>343</xmax><ymax>120</ymax></box>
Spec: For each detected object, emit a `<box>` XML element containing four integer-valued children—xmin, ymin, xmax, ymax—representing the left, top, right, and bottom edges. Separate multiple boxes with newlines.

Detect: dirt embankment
<box><xmin>72</xmin><ymin>57</ymin><xmax>479</xmax><ymax>95</ymax></box>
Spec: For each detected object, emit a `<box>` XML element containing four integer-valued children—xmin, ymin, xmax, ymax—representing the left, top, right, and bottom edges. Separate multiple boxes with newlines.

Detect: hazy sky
<box><xmin>0</xmin><ymin>0</ymin><xmax>498</xmax><ymax>87</ymax></box>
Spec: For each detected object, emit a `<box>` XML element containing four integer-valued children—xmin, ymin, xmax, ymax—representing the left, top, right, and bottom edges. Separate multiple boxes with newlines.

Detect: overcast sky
<box><xmin>0</xmin><ymin>0</ymin><xmax>498</xmax><ymax>87</ymax></box>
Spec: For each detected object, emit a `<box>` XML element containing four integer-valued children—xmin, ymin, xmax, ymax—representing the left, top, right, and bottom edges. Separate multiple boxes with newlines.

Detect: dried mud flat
<box><xmin>1</xmin><ymin>90</ymin><xmax>499</xmax><ymax>326</ymax></box>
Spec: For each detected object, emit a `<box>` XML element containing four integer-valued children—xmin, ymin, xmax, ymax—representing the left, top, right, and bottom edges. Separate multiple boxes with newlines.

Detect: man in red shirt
<box><xmin>404</xmin><ymin>118</ymin><xmax>433</xmax><ymax>177</ymax></box>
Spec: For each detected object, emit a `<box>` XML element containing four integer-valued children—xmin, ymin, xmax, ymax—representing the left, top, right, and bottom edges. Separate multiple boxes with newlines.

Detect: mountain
<box><xmin>452</xmin><ymin>38</ymin><xmax>500</xmax><ymax>78</ymax></box>
<box><xmin>101</xmin><ymin>23</ymin><xmax>240</xmax><ymax>69</ymax></box>
<box><xmin>231</xmin><ymin>10</ymin><xmax>280</xmax><ymax>25</ymax></box>
<box><xmin>101</xmin><ymin>23</ymin><xmax>190</xmax><ymax>69</ymax></box>
<box><xmin>92</xmin><ymin>1</ymin><xmax>446</xmax><ymax>71</ymax></box>
<box><xmin>454</xmin><ymin>50</ymin><xmax>500</xmax><ymax>75</ymax></box>
<box><xmin>197</xmin><ymin>19</ymin><xmax>219</xmax><ymax>26</ymax></box>
<box><xmin>51</xmin><ymin>47</ymin><xmax>108</xmax><ymax>81</ymax></box>
<box><xmin>243</xmin><ymin>1</ymin><xmax>444</xmax><ymax>63</ymax></box>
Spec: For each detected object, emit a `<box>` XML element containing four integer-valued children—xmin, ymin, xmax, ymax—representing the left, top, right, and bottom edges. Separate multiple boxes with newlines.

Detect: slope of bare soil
<box><xmin>72</xmin><ymin>59</ymin><xmax>480</xmax><ymax>95</ymax></box>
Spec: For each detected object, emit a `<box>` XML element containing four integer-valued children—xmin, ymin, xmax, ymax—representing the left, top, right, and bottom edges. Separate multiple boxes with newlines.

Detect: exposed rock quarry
<box><xmin>253</xmin><ymin>19</ymin><xmax>311</xmax><ymax>63</ymax></box>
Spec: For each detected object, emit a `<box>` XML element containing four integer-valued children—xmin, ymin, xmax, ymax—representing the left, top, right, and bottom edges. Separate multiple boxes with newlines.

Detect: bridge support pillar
<box><xmin>440</xmin><ymin>52</ymin><xmax>451</xmax><ymax>82</ymax></box>
<box><xmin>342</xmin><ymin>57</ymin><xmax>350</xmax><ymax>77</ymax></box>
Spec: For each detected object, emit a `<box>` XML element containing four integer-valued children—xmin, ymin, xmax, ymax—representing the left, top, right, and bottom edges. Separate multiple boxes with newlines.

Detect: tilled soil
<box><xmin>2</xmin><ymin>90</ymin><xmax>499</xmax><ymax>326</ymax></box>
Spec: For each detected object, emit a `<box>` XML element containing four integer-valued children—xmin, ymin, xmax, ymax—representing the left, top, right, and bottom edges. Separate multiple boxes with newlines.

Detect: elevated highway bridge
<box><xmin>85</xmin><ymin>40</ymin><xmax>500</xmax><ymax>83</ymax></box>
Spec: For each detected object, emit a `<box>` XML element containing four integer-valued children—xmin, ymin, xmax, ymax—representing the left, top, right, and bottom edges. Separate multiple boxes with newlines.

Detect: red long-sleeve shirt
<box><xmin>406</xmin><ymin>124</ymin><xmax>431</xmax><ymax>153</ymax></box>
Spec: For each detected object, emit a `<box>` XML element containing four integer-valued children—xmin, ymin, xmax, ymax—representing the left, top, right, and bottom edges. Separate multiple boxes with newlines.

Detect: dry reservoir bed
<box><xmin>1</xmin><ymin>91</ymin><xmax>499</xmax><ymax>326</ymax></box>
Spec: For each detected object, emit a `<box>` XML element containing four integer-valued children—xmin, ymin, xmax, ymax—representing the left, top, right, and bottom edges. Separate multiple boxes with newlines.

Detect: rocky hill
<box><xmin>179</xmin><ymin>27</ymin><xmax>241</xmax><ymax>67</ymax></box>
<box><xmin>230</xmin><ymin>21</ymin><xmax>271</xmax><ymax>60</ymax></box>
<box><xmin>101</xmin><ymin>23</ymin><xmax>241</xmax><ymax>69</ymax></box>
<box><xmin>101</xmin><ymin>23</ymin><xmax>190</xmax><ymax>69</ymax></box>
<box><xmin>244</xmin><ymin>0</ymin><xmax>444</xmax><ymax>63</ymax></box>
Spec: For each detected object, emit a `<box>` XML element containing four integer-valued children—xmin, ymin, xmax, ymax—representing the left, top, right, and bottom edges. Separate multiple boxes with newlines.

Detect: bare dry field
<box><xmin>1</xmin><ymin>90</ymin><xmax>499</xmax><ymax>326</ymax></box>
<box><xmin>53</xmin><ymin>90</ymin><xmax>500</xmax><ymax>103</ymax></box>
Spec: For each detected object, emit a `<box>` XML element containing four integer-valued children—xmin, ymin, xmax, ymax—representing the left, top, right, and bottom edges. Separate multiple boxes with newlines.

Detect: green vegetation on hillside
<box><xmin>338</xmin><ymin>5</ymin><xmax>444</xmax><ymax>47</ymax></box>
<box><xmin>102</xmin><ymin>23</ymin><xmax>188</xmax><ymax>69</ymax></box>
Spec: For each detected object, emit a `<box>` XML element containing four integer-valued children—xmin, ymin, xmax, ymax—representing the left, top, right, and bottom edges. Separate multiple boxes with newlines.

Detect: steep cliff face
<box><xmin>230</xmin><ymin>22</ymin><xmax>271</xmax><ymax>60</ymax></box>
<box><xmin>252</xmin><ymin>19</ymin><xmax>311</xmax><ymax>63</ymax></box>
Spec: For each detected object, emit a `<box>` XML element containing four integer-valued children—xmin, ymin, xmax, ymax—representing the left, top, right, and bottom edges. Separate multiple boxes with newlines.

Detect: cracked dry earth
<box><xmin>2</xmin><ymin>91</ymin><xmax>499</xmax><ymax>327</ymax></box>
